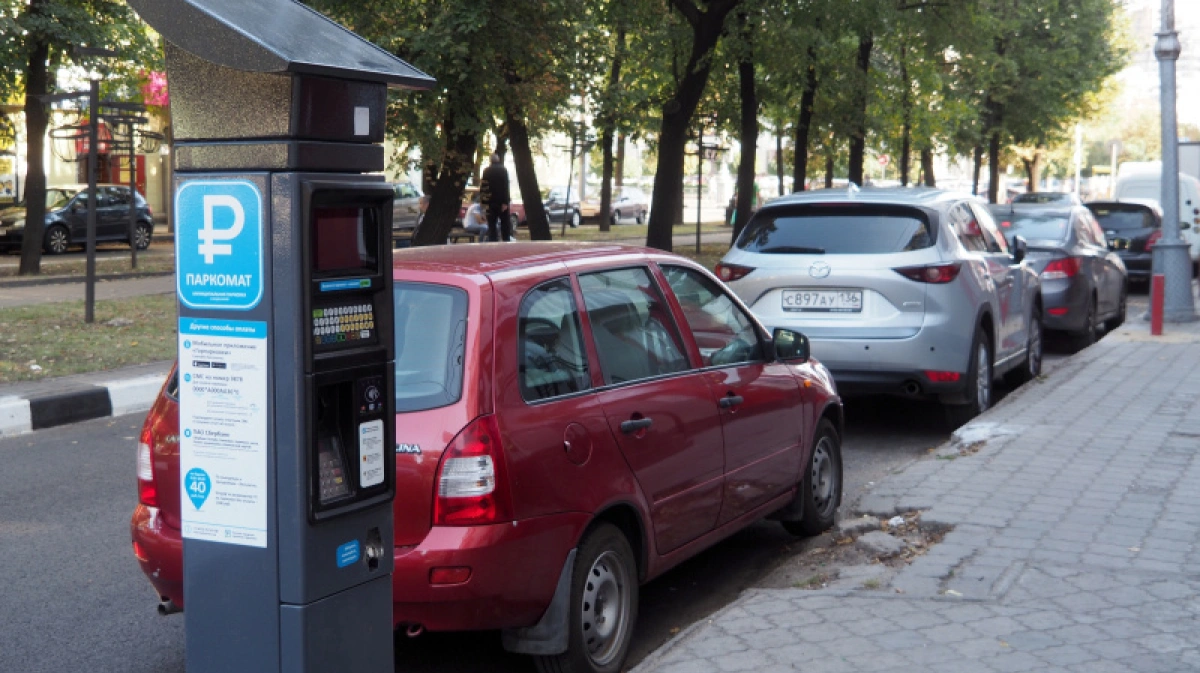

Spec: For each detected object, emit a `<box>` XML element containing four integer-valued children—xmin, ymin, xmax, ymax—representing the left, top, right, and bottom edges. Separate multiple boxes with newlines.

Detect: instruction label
<box><xmin>359</xmin><ymin>420</ymin><xmax>385</xmax><ymax>488</ymax></box>
<box><xmin>179</xmin><ymin>318</ymin><xmax>269</xmax><ymax>548</ymax></box>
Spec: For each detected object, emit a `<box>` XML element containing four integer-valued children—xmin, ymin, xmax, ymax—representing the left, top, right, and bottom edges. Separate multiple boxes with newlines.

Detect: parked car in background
<box><xmin>717</xmin><ymin>187</ymin><xmax>1043</xmax><ymax>427</ymax></box>
<box><xmin>1114</xmin><ymin>162</ymin><xmax>1200</xmax><ymax>275</ymax></box>
<box><xmin>991</xmin><ymin>203</ymin><xmax>1126</xmax><ymax>349</ymax></box>
<box><xmin>131</xmin><ymin>242</ymin><xmax>843</xmax><ymax>673</ymax></box>
<box><xmin>0</xmin><ymin>184</ymin><xmax>154</xmax><ymax>254</ymax></box>
<box><xmin>1086</xmin><ymin>200</ymin><xmax>1163</xmax><ymax>286</ymax></box>
<box><xmin>544</xmin><ymin>185</ymin><xmax>582</xmax><ymax>228</ymax></box>
<box><xmin>610</xmin><ymin>186</ymin><xmax>649</xmax><ymax>225</ymax></box>
<box><xmin>1010</xmin><ymin>191</ymin><xmax>1082</xmax><ymax>206</ymax></box>
<box><xmin>391</xmin><ymin>181</ymin><xmax>425</xmax><ymax>233</ymax></box>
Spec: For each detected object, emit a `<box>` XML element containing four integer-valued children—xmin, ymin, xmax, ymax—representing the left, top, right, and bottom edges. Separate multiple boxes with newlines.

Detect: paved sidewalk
<box><xmin>635</xmin><ymin>315</ymin><xmax>1200</xmax><ymax>672</ymax></box>
<box><xmin>0</xmin><ymin>274</ymin><xmax>175</xmax><ymax>308</ymax></box>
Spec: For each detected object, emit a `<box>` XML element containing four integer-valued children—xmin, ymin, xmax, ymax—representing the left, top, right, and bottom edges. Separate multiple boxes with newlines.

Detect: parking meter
<box><xmin>128</xmin><ymin>1</ymin><xmax>434</xmax><ymax>671</ymax></box>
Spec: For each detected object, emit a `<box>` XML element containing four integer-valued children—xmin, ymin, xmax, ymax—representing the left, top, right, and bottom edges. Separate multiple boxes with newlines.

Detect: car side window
<box><xmin>951</xmin><ymin>203</ymin><xmax>987</xmax><ymax>253</ymax></box>
<box><xmin>579</xmin><ymin>266</ymin><xmax>690</xmax><ymax>386</ymax></box>
<box><xmin>107</xmin><ymin>187</ymin><xmax>131</xmax><ymax>206</ymax></box>
<box><xmin>660</xmin><ymin>265</ymin><xmax>764</xmax><ymax>367</ymax></box>
<box><xmin>518</xmin><ymin>278</ymin><xmax>591</xmax><ymax>403</ymax></box>
<box><xmin>972</xmin><ymin>204</ymin><xmax>1009</xmax><ymax>254</ymax></box>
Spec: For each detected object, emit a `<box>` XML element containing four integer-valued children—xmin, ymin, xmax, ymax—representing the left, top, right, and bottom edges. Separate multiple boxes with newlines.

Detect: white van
<box><xmin>1114</xmin><ymin>162</ymin><xmax>1200</xmax><ymax>272</ymax></box>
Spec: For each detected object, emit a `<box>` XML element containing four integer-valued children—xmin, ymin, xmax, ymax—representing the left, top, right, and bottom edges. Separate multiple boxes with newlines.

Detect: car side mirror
<box><xmin>1010</xmin><ymin>235</ymin><xmax>1028</xmax><ymax>264</ymax></box>
<box><xmin>1181</xmin><ymin>221</ymin><xmax>1192</xmax><ymax>231</ymax></box>
<box><xmin>773</xmin><ymin>328</ymin><xmax>810</xmax><ymax>361</ymax></box>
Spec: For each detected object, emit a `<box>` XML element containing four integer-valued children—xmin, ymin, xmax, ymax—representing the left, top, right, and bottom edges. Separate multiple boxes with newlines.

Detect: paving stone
<box><xmin>835</xmin><ymin>514</ymin><xmax>880</xmax><ymax>538</ymax></box>
<box><xmin>856</xmin><ymin>531</ymin><xmax>906</xmax><ymax>558</ymax></box>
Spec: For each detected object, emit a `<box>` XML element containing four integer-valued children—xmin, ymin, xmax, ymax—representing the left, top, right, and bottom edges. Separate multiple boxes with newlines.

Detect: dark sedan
<box><xmin>0</xmin><ymin>184</ymin><xmax>154</xmax><ymax>254</ymax></box>
<box><xmin>992</xmin><ymin>204</ymin><xmax>1127</xmax><ymax>349</ymax></box>
<box><xmin>1086</xmin><ymin>200</ymin><xmax>1163</xmax><ymax>286</ymax></box>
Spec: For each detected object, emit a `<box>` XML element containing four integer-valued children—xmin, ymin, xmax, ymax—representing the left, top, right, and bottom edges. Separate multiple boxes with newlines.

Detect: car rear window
<box><xmin>736</xmin><ymin>205</ymin><xmax>935</xmax><ymax>254</ymax></box>
<box><xmin>1006</xmin><ymin>213</ymin><xmax>1070</xmax><ymax>242</ymax></box>
<box><xmin>1090</xmin><ymin>206</ymin><xmax>1157</xmax><ymax>231</ymax></box>
<box><xmin>393</xmin><ymin>282</ymin><xmax>468</xmax><ymax>412</ymax></box>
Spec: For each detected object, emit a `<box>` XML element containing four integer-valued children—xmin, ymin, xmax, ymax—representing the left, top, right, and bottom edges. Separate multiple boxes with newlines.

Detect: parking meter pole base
<box><xmin>128</xmin><ymin>1</ymin><xmax>435</xmax><ymax>671</ymax></box>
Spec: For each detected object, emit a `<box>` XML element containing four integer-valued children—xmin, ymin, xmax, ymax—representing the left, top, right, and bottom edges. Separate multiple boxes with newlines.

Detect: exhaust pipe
<box><xmin>157</xmin><ymin>599</ymin><xmax>182</xmax><ymax>616</ymax></box>
<box><xmin>405</xmin><ymin>624</ymin><xmax>425</xmax><ymax>638</ymax></box>
<box><xmin>901</xmin><ymin>380</ymin><xmax>922</xmax><ymax>396</ymax></box>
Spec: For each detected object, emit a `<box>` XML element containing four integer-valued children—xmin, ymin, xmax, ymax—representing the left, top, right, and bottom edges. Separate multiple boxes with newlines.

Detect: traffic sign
<box><xmin>878</xmin><ymin>155</ymin><xmax>890</xmax><ymax>167</ymax></box>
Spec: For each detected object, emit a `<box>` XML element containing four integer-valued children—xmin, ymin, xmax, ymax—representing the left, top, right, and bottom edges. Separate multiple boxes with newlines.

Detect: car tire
<box><xmin>132</xmin><ymin>221</ymin><xmax>153</xmax><ymax>250</ymax></box>
<box><xmin>1072</xmin><ymin>296</ymin><xmax>1098</xmax><ymax>350</ymax></box>
<box><xmin>635</xmin><ymin>211</ymin><xmax>645</xmax><ymax>225</ymax></box>
<box><xmin>571</xmin><ymin>210</ymin><xmax>581</xmax><ymax>228</ymax></box>
<box><xmin>944</xmin><ymin>325</ymin><xmax>992</xmax><ymax>429</ymax></box>
<box><xmin>534</xmin><ymin>524</ymin><xmax>637</xmax><ymax>673</ymax></box>
<box><xmin>611</xmin><ymin>210</ymin><xmax>621</xmax><ymax>226</ymax></box>
<box><xmin>43</xmin><ymin>225</ymin><xmax>70</xmax><ymax>255</ymax></box>
<box><xmin>1006</xmin><ymin>306</ymin><xmax>1043</xmax><ymax>386</ymax></box>
<box><xmin>781</xmin><ymin>419</ymin><xmax>842</xmax><ymax>537</ymax></box>
<box><xmin>509</xmin><ymin>213</ymin><xmax>520</xmax><ymax>230</ymax></box>
<box><xmin>1105</xmin><ymin>285</ymin><xmax>1127</xmax><ymax>332</ymax></box>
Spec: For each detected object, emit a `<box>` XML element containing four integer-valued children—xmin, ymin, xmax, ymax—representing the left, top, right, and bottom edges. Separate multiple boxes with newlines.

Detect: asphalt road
<box><xmin>0</xmin><ymin>302</ymin><xmax>1136</xmax><ymax>672</ymax></box>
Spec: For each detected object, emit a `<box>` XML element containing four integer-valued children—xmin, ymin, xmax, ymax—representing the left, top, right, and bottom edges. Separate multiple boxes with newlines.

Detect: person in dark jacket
<box><xmin>479</xmin><ymin>153</ymin><xmax>513</xmax><ymax>242</ymax></box>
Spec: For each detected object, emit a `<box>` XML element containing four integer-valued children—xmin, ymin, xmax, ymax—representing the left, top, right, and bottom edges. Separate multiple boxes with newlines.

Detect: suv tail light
<box><xmin>1145</xmin><ymin>230</ymin><xmax>1163</xmax><ymax>251</ymax></box>
<box><xmin>893</xmin><ymin>262</ymin><xmax>962</xmax><ymax>284</ymax></box>
<box><xmin>715</xmin><ymin>263</ymin><xmax>754</xmax><ymax>282</ymax></box>
<box><xmin>137</xmin><ymin>424</ymin><xmax>158</xmax><ymax>507</ymax></box>
<box><xmin>433</xmin><ymin>415</ymin><xmax>513</xmax><ymax>526</ymax></box>
<box><xmin>1041</xmin><ymin>257</ymin><xmax>1081</xmax><ymax>280</ymax></box>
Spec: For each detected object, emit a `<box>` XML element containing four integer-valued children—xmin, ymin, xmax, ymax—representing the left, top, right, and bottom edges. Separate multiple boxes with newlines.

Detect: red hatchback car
<box><xmin>131</xmin><ymin>242</ymin><xmax>843</xmax><ymax>673</ymax></box>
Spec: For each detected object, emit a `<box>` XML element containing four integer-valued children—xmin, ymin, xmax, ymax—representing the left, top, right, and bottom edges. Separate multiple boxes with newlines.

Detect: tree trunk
<box><xmin>972</xmin><ymin>143</ymin><xmax>984</xmax><ymax>196</ymax></box>
<box><xmin>847</xmin><ymin>34</ymin><xmax>873</xmax><ymax>187</ymax></box>
<box><xmin>647</xmin><ymin>2</ymin><xmax>740</xmax><ymax>251</ymax></box>
<box><xmin>825</xmin><ymin>153</ymin><xmax>834</xmax><ymax>189</ymax></box>
<box><xmin>899</xmin><ymin>44</ymin><xmax>911</xmax><ymax>187</ymax></box>
<box><xmin>987</xmin><ymin>127</ymin><xmax>1002</xmax><ymax>204</ymax></box>
<box><xmin>413</xmin><ymin>114</ymin><xmax>477</xmax><ymax>247</ymax></box>
<box><xmin>793</xmin><ymin>44</ymin><xmax>818</xmax><ymax>192</ymax></box>
<box><xmin>19</xmin><ymin>22</ymin><xmax>49</xmax><ymax>276</ymax></box>
<box><xmin>734</xmin><ymin>11</ymin><xmax>758</xmax><ymax>243</ymax></box>
<box><xmin>507</xmin><ymin>109</ymin><xmax>551</xmax><ymax>241</ymax></box>
<box><xmin>921</xmin><ymin>147</ymin><xmax>935</xmax><ymax>187</ymax></box>
<box><xmin>775</xmin><ymin>124</ymin><xmax>783</xmax><ymax>197</ymax></box>
<box><xmin>599</xmin><ymin>28</ymin><xmax>625</xmax><ymax>232</ymax></box>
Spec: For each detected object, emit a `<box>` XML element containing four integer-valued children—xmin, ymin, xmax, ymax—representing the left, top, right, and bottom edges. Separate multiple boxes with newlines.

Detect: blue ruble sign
<box><xmin>176</xmin><ymin>180</ymin><xmax>264</xmax><ymax>310</ymax></box>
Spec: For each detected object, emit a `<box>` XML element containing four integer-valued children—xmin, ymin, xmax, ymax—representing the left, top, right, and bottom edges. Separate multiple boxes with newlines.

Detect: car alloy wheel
<box><xmin>1074</xmin><ymin>298</ymin><xmax>1098</xmax><ymax>350</ymax></box>
<box><xmin>945</xmin><ymin>326</ymin><xmax>992</xmax><ymax>429</ymax></box>
<box><xmin>974</xmin><ymin>337</ymin><xmax>992</xmax><ymax>413</ymax></box>
<box><xmin>44</xmin><ymin>225</ymin><xmax>69</xmax><ymax>255</ymax></box>
<box><xmin>133</xmin><ymin>223</ymin><xmax>152</xmax><ymax>250</ymax></box>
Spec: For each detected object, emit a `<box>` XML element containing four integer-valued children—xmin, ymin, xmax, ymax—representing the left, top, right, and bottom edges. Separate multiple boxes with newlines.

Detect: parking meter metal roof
<box><xmin>128</xmin><ymin>0</ymin><xmax>434</xmax><ymax>88</ymax></box>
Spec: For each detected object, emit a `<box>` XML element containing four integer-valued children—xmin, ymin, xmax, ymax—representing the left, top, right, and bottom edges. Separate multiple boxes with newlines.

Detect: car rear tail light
<box><xmin>137</xmin><ymin>424</ymin><xmax>158</xmax><ymax>508</ymax></box>
<box><xmin>715</xmin><ymin>263</ymin><xmax>754</xmax><ymax>282</ymax></box>
<box><xmin>1145</xmin><ymin>230</ymin><xmax>1163</xmax><ymax>251</ymax></box>
<box><xmin>433</xmin><ymin>415</ymin><xmax>513</xmax><ymax>526</ymax></box>
<box><xmin>1041</xmin><ymin>257</ymin><xmax>1081</xmax><ymax>280</ymax></box>
<box><xmin>893</xmin><ymin>263</ymin><xmax>962</xmax><ymax>284</ymax></box>
<box><xmin>1048</xmin><ymin>307</ymin><xmax>1069</xmax><ymax>316</ymax></box>
<box><xmin>924</xmin><ymin>371</ymin><xmax>962</xmax><ymax>383</ymax></box>
<box><xmin>429</xmin><ymin>567</ymin><xmax>472</xmax><ymax>585</ymax></box>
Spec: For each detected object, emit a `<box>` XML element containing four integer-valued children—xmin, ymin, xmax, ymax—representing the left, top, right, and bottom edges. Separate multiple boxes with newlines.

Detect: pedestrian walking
<box><xmin>480</xmin><ymin>153</ymin><xmax>514</xmax><ymax>242</ymax></box>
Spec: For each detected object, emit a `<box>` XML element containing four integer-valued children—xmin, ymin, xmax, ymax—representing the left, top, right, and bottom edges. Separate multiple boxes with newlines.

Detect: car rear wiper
<box><xmin>756</xmin><ymin>245</ymin><xmax>826</xmax><ymax>254</ymax></box>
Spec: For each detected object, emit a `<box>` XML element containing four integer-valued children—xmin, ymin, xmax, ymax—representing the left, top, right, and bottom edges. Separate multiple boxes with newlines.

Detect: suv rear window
<box><xmin>393</xmin><ymin>282</ymin><xmax>468</xmax><ymax>412</ymax></box>
<box><xmin>1090</xmin><ymin>206</ymin><xmax>1158</xmax><ymax>231</ymax></box>
<box><xmin>736</xmin><ymin>205</ymin><xmax>935</xmax><ymax>254</ymax></box>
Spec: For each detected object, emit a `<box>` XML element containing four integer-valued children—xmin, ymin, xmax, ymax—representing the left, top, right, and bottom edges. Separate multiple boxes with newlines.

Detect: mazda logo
<box><xmin>809</xmin><ymin>261</ymin><xmax>831</xmax><ymax>279</ymax></box>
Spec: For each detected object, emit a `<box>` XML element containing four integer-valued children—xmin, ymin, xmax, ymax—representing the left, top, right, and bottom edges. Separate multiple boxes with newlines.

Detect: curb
<box><xmin>0</xmin><ymin>372</ymin><xmax>166</xmax><ymax>437</ymax></box>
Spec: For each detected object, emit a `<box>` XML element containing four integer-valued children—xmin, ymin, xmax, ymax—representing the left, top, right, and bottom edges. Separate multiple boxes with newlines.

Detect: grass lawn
<box><xmin>0</xmin><ymin>294</ymin><xmax>177</xmax><ymax>383</ymax></box>
<box><xmin>0</xmin><ymin>255</ymin><xmax>175</xmax><ymax>279</ymax></box>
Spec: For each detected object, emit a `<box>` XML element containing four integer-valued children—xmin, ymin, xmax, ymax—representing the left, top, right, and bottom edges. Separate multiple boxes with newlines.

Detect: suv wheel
<box><xmin>781</xmin><ymin>419</ymin><xmax>842</xmax><ymax>536</ymax></box>
<box><xmin>945</xmin><ymin>326</ymin><xmax>992</xmax><ymax>429</ymax></box>
<box><xmin>44</xmin><ymin>225</ymin><xmax>70</xmax><ymax>255</ymax></box>
<box><xmin>534</xmin><ymin>524</ymin><xmax>637</xmax><ymax>673</ymax></box>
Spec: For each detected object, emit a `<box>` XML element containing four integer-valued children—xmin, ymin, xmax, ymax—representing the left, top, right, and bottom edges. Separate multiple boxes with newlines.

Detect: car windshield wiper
<box><xmin>756</xmin><ymin>245</ymin><xmax>826</xmax><ymax>254</ymax></box>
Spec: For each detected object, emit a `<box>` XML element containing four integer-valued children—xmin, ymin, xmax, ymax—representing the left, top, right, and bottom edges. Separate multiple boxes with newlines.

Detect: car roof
<box><xmin>762</xmin><ymin>186</ymin><xmax>980</xmax><ymax>210</ymax></box>
<box><xmin>391</xmin><ymin>241</ymin><xmax>665</xmax><ymax>276</ymax></box>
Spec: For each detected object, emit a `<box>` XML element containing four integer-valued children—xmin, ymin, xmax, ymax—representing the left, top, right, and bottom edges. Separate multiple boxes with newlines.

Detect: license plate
<box><xmin>782</xmin><ymin>289</ymin><xmax>862</xmax><ymax>313</ymax></box>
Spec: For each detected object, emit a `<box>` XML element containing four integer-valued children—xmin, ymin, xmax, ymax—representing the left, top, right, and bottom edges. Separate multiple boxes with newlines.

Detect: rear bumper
<box><xmin>130</xmin><ymin>504</ymin><xmax>184</xmax><ymax>609</ymax></box>
<box><xmin>822</xmin><ymin>368</ymin><xmax>966</xmax><ymax>397</ymax></box>
<box><xmin>1039</xmin><ymin>279</ymin><xmax>1091</xmax><ymax>332</ymax></box>
<box><xmin>131</xmin><ymin>503</ymin><xmax>590</xmax><ymax>633</ymax></box>
<box><xmin>1115</xmin><ymin>252</ymin><xmax>1152</xmax><ymax>281</ymax></box>
<box><xmin>392</xmin><ymin>512</ymin><xmax>589</xmax><ymax>632</ymax></box>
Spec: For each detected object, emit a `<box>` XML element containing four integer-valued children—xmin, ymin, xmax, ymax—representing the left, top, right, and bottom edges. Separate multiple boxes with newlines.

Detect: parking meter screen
<box><xmin>312</xmin><ymin>206</ymin><xmax>379</xmax><ymax>273</ymax></box>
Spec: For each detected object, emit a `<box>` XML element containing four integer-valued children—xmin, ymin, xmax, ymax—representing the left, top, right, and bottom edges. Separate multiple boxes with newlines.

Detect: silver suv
<box><xmin>717</xmin><ymin>187</ymin><xmax>1043</xmax><ymax>425</ymax></box>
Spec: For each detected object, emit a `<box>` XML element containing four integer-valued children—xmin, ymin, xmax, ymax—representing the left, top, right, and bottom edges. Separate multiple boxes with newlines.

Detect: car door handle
<box><xmin>719</xmin><ymin>395</ymin><xmax>745</xmax><ymax>408</ymax></box>
<box><xmin>620</xmin><ymin>418</ymin><xmax>653</xmax><ymax>434</ymax></box>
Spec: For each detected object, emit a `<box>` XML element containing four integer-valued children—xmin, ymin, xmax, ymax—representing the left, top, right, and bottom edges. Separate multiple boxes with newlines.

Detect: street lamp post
<box><xmin>1154</xmin><ymin>0</ymin><xmax>1197</xmax><ymax>323</ymax></box>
